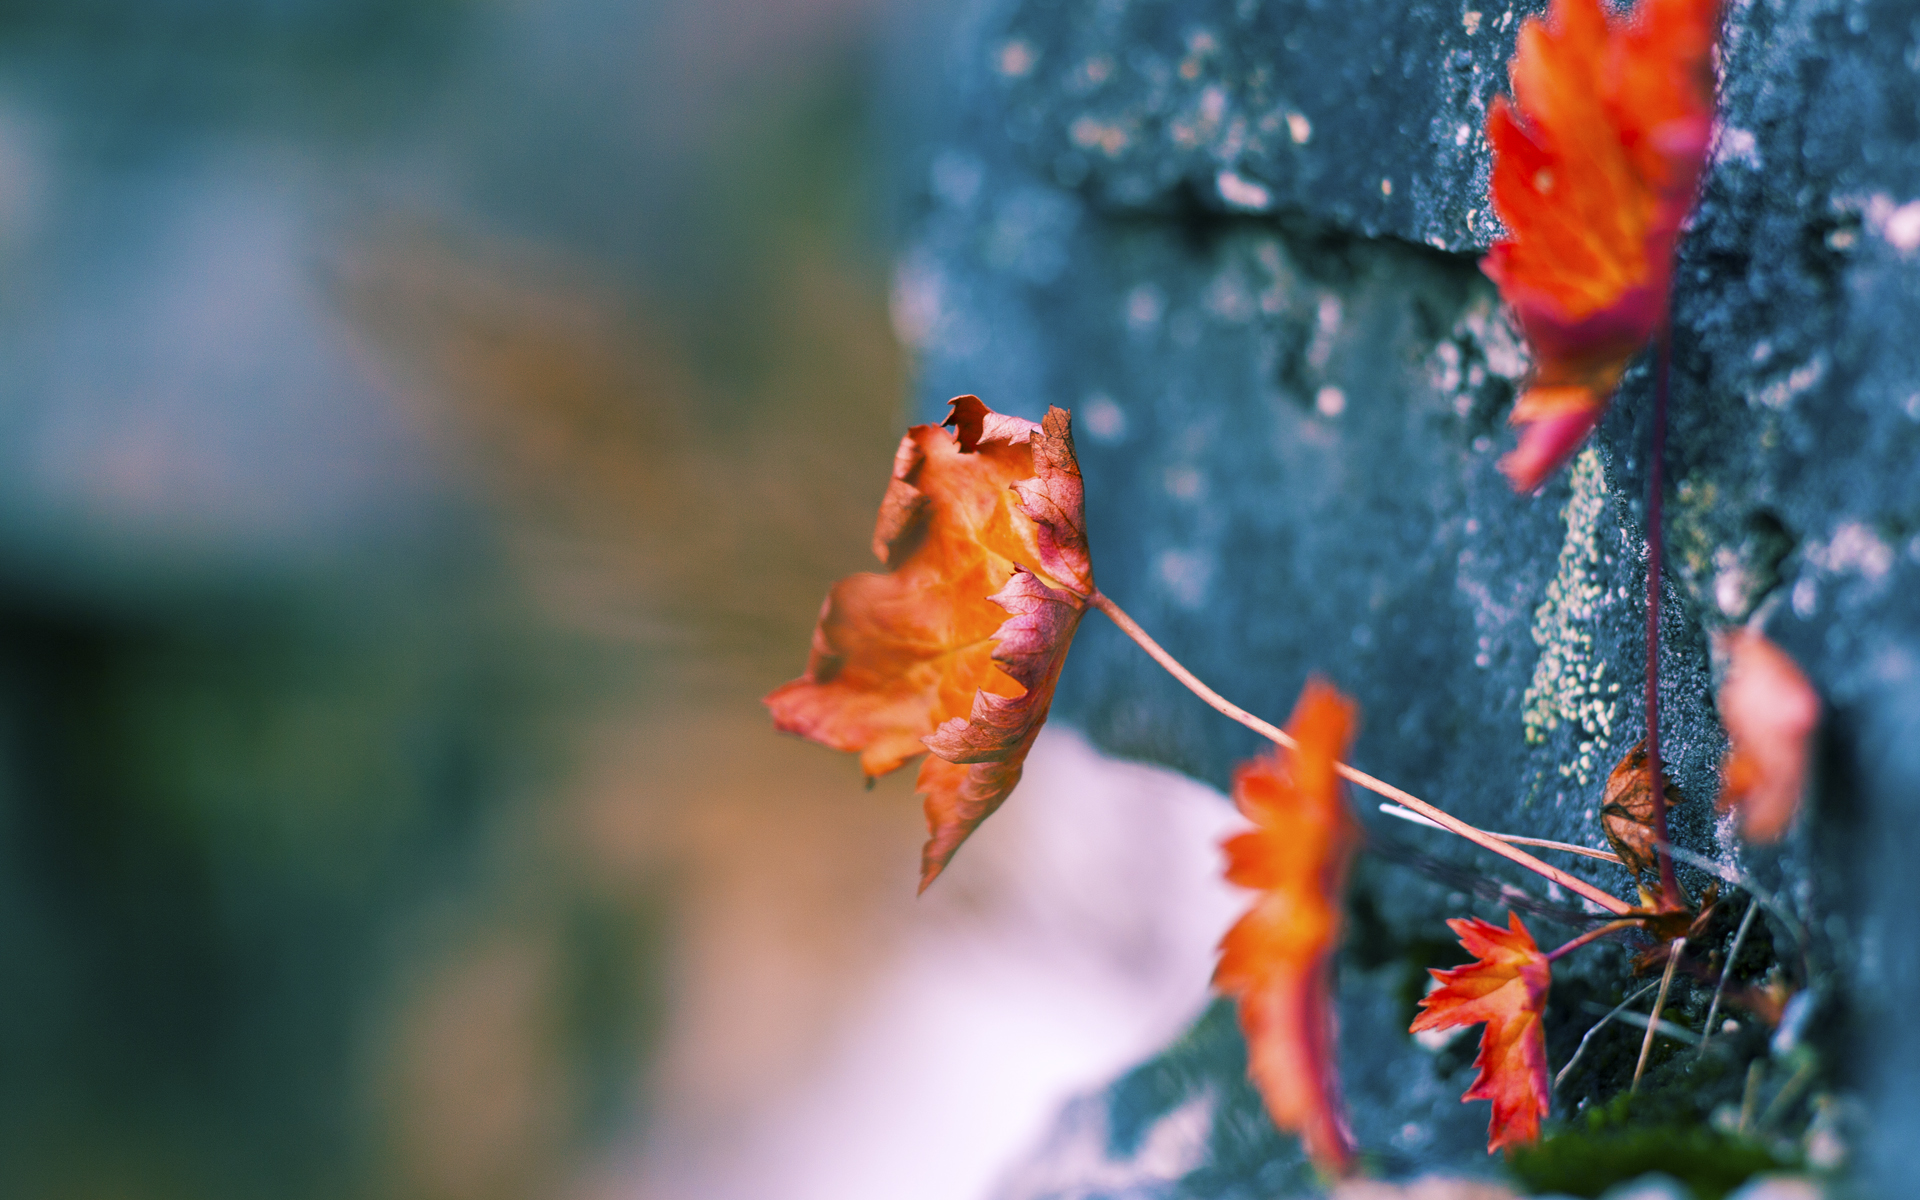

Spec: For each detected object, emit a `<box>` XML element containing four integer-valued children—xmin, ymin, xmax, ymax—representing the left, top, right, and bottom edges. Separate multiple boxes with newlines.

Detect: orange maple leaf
<box><xmin>1411</xmin><ymin>913</ymin><xmax>1552</xmax><ymax>1152</ymax></box>
<box><xmin>1213</xmin><ymin>678</ymin><xmax>1360</xmax><ymax>1175</ymax></box>
<box><xmin>1484</xmin><ymin>0</ymin><xmax>1722</xmax><ymax>490</ymax></box>
<box><xmin>766</xmin><ymin>395</ymin><xmax>1093</xmax><ymax>891</ymax></box>
<box><xmin>1715</xmin><ymin>629</ymin><xmax>1820</xmax><ymax>843</ymax></box>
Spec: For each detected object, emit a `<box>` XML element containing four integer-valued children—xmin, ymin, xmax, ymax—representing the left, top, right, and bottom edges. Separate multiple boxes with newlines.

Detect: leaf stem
<box><xmin>1699</xmin><ymin>900</ymin><xmax>1760</xmax><ymax>1057</ymax></box>
<box><xmin>1646</xmin><ymin>328</ymin><xmax>1683</xmax><ymax>911</ymax></box>
<box><xmin>1377</xmin><ymin>803</ymin><xmax>1624</xmax><ymax>864</ymax></box>
<box><xmin>1631</xmin><ymin>936</ymin><xmax>1686</xmax><ymax>1093</ymax></box>
<box><xmin>1089</xmin><ymin>590</ymin><xmax>1634</xmax><ymax>916</ymax></box>
<box><xmin>1556</xmin><ymin>979</ymin><xmax>1661</xmax><ymax>1090</ymax></box>
<box><xmin>1546</xmin><ymin>918</ymin><xmax>1639</xmax><ymax>962</ymax></box>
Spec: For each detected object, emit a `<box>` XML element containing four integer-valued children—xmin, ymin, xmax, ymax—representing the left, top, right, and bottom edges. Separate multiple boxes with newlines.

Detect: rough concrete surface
<box><xmin>890</xmin><ymin>0</ymin><xmax>1920</xmax><ymax>1194</ymax></box>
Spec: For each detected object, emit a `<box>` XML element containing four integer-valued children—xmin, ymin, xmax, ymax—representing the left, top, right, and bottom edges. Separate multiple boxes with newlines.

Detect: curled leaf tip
<box><xmin>1411</xmin><ymin>912</ymin><xmax>1552</xmax><ymax>1153</ymax></box>
<box><xmin>767</xmin><ymin>396</ymin><xmax>1092</xmax><ymax>889</ymax></box>
<box><xmin>1715</xmin><ymin>628</ymin><xmax>1819</xmax><ymax>843</ymax></box>
<box><xmin>1214</xmin><ymin>677</ymin><xmax>1360</xmax><ymax>1175</ymax></box>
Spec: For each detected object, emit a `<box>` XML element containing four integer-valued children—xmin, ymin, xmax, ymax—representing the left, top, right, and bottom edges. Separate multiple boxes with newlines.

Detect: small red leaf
<box><xmin>1213</xmin><ymin>679</ymin><xmax>1360</xmax><ymax>1175</ymax></box>
<box><xmin>1411</xmin><ymin>913</ymin><xmax>1553</xmax><ymax>1153</ymax></box>
<box><xmin>1715</xmin><ymin>629</ymin><xmax>1819</xmax><ymax>843</ymax></box>
<box><xmin>1484</xmin><ymin>0</ymin><xmax>1723</xmax><ymax>490</ymax></box>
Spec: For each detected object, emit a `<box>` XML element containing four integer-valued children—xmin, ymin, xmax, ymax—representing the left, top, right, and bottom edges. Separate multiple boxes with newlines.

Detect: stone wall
<box><xmin>891</xmin><ymin>0</ymin><xmax>1920</xmax><ymax>1193</ymax></box>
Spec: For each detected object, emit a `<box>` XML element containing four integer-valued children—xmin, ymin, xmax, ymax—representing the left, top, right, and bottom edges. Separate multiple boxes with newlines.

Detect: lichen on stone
<box><xmin>1521</xmin><ymin>448</ymin><xmax>1623</xmax><ymax>784</ymax></box>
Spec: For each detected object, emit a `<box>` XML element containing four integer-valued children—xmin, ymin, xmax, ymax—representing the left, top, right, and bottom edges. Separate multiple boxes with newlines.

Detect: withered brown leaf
<box><xmin>1599</xmin><ymin>740</ymin><xmax>1682</xmax><ymax>884</ymax></box>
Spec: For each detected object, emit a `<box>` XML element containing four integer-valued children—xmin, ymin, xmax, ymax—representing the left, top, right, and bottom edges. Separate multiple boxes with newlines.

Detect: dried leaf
<box><xmin>766</xmin><ymin>396</ymin><xmax>1093</xmax><ymax>890</ymax></box>
<box><xmin>1599</xmin><ymin>740</ymin><xmax>1683</xmax><ymax>883</ymax></box>
<box><xmin>1214</xmin><ymin>679</ymin><xmax>1360</xmax><ymax>1175</ymax></box>
<box><xmin>1411</xmin><ymin>913</ymin><xmax>1553</xmax><ymax>1153</ymax></box>
<box><xmin>1715</xmin><ymin>629</ymin><xmax>1820</xmax><ymax>842</ymax></box>
<box><xmin>1484</xmin><ymin>0</ymin><xmax>1723</xmax><ymax>490</ymax></box>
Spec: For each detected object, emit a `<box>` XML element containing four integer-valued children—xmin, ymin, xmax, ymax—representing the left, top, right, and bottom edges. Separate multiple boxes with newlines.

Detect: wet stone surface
<box><xmin>891</xmin><ymin>0</ymin><xmax>1920</xmax><ymax>1193</ymax></box>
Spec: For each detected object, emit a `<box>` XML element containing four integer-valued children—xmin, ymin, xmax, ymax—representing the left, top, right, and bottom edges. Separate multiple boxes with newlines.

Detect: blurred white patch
<box><xmin>1157</xmin><ymin>548</ymin><xmax>1215</xmax><ymax>609</ymax></box>
<box><xmin>1125</xmin><ymin>283</ymin><xmax>1165</xmax><ymax>333</ymax></box>
<box><xmin>996</xmin><ymin>39</ymin><xmax>1036</xmax><ymax>78</ymax></box>
<box><xmin>1807</xmin><ymin>521</ymin><xmax>1894</xmax><ymax>582</ymax></box>
<box><xmin>1713</xmin><ymin>125</ymin><xmax>1760</xmax><ymax>169</ymax></box>
<box><xmin>1082</xmin><ymin>394</ymin><xmax>1126</xmax><ymax>443</ymax></box>
<box><xmin>994</xmin><ymin>1089</ymin><xmax>1216</xmax><ymax>1200</ymax></box>
<box><xmin>628</xmin><ymin>729</ymin><xmax>1243</xmax><ymax>1200</ymax></box>
<box><xmin>1163</xmin><ymin>466</ymin><xmax>1205</xmax><ymax>501</ymax></box>
<box><xmin>890</xmin><ymin>252</ymin><xmax>943</xmax><ymax>349</ymax></box>
<box><xmin>930</xmin><ymin>150</ymin><xmax>984</xmax><ymax>210</ymax></box>
<box><xmin>1315</xmin><ymin>386</ymin><xmax>1347</xmax><ymax>418</ymax></box>
<box><xmin>1215</xmin><ymin>168</ymin><xmax>1271</xmax><ymax>211</ymax></box>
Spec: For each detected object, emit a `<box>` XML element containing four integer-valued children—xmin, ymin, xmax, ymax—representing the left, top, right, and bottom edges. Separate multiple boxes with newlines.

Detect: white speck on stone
<box><xmin>1813</xmin><ymin>521</ymin><xmax>1895</xmax><ymax>581</ymax></box>
<box><xmin>996</xmin><ymin>39</ymin><xmax>1036</xmax><ymax>77</ymax></box>
<box><xmin>1082</xmin><ymin>394</ymin><xmax>1126</xmax><ymax>442</ymax></box>
<box><xmin>1462</xmin><ymin>10</ymin><xmax>1482</xmax><ymax>34</ymax></box>
<box><xmin>1793</xmin><ymin>576</ymin><xmax>1818</xmax><ymax>618</ymax></box>
<box><xmin>1751</xmin><ymin>339</ymin><xmax>1772</xmax><ymax>363</ymax></box>
<box><xmin>1751</xmin><ymin>354</ymin><xmax>1828</xmax><ymax>409</ymax></box>
<box><xmin>1714</xmin><ymin>124</ymin><xmax>1760</xmax><ymax>168</ymax></box>
<box><xmin>1125</xmin><ymin>284</ymin><xmax>1165</xmax><ymax>331</ymax></box>
<box><xmin>1455</xmin><ymin>123</ymin><xmax>1472</xmax><ymax>146</ymax></box>
<box><xmin>1713</xmin><ymin>547</ymin><xmax>1753</xmax><ymax>619</ymax></box>
<box><xmin>1306</xmin><ymin>293</ymin><xmax>1342</xmax><ymax>371</ymax></box>
<box><xmin>1885</xmin><ymin>202</ymin><xmax>1920</xmax><ymax>252</ymax></box>
<box><xmin>1853</xmin><ymin>192</ymin><xmax>1920</xmax><ymax>254</ymax></box>
<box><xmin>1429</xmin><ymin>339</ymin><xmax>1463</xmax><ymax>393</ymax></box>
<box><xmin>1198</xmin><ymin>84</ymin><xmax>1227</xmax><ymax>127</ymax></box>
<box><xmin>1286</xmin><ymin>111</ymin><xmax>1311</xmax><ymax>144</ymax></box>
<box><xmin>1070</xmin><ymin>116</ymin><xmax>1131</xmax><ymax>157</ymax></box>
<box><xmin>1314</xmin><ymin>386</ymin><xmax>1347</xmax><ymax>417</ymax></box>
<box><xmin>1214</xmin><ymin>168</ymin><xmax>1272</xmax><ymax>211</ymax></box>
<box><xmin>1522</xmin><ymin>449</ymin><xmax>1620</xmax><ymax>783</ymax></box>
<box><xmin>1499</xmin><ymin>9</ymin><xmax>1512</xmax><ymax>28</ymax></box>
<box><xmin>1157</xmin><ymin>549</ymin><xmax>1214</xmax><ymax>609</ymax></box>
<box><xmin>1458</xmin><ymin>297</ymin><xmax>1529</xmax><ymax>381</ymax></box>
<box><xmin>1380</xmin><ymin>177</ymin><xmax>1393</xmax><ymax>197</ymax></box>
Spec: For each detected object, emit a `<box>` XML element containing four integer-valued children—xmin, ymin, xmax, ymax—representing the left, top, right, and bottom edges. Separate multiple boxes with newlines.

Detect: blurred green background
<box><xmin>0</xmin><ymin>2</ymin><xmax>925</xmax><ymax>1197</ymax></box>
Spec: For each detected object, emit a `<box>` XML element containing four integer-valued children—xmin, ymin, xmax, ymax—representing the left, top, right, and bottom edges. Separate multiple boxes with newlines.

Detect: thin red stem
<box><xmin>1646</xmin><ymin>328</ymin><xmax>1682</xmax><ymax>911</ymax></box>
<box><xmin>1546</xmin><ymin>918</ymin><xmax>1640</xmax><ymax>962</ymax></box>
<box><xmin>1089</xmin><ymin>590</ymin><xmax>1634</xmax><ymax>916</ymax></box>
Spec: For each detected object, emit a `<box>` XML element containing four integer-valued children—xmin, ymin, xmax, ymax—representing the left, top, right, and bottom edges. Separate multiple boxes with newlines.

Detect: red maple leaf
<box><xmin>1213</xmin><ymin>679</ymin><xmax>1360</xmax><ymax>1175</ymax></box>
<box><xmin>766</xmin><ymin>396</ymin><xmax>1092</xmax><ymax>890</ymax></box>
<box><xmin>1484</xmin><ymin>0</ymin><xmax>1723</xmax><ymax>490</ymax></box>
<box><xmin>1411</xmin><ymin>913</ymin><xmax>1553</xmax><ymax>1153</ymax></box>
<box><xmin>1715</xmin><ymin>628</ymin><xmax>1820</xmax><ymax>843</ymax></box>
